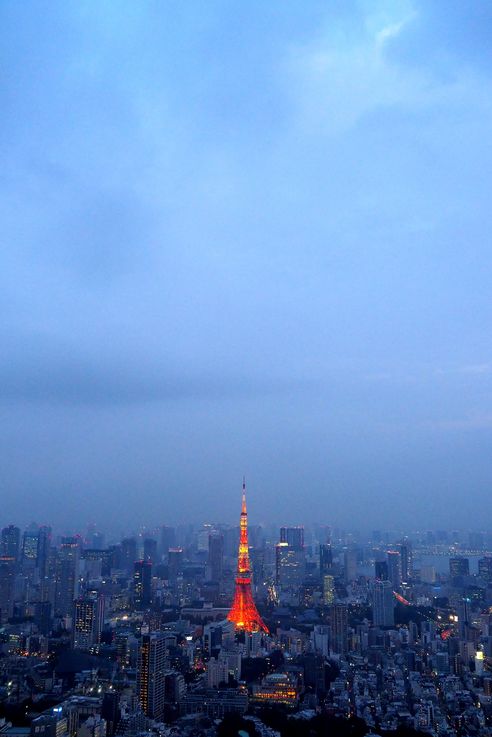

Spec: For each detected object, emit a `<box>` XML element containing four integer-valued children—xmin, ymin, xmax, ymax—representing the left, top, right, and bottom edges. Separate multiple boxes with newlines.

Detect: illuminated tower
<box><xmin>227</xmin><ymin>480</ymin><xmax>268</xmax><ymax>634</ymax></box>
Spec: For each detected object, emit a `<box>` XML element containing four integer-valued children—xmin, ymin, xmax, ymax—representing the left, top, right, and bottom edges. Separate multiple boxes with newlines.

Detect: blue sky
<box><xmin>1</xmin><ymin>1</ymin><xmax>492</xmax><ymax>531</ymax></box>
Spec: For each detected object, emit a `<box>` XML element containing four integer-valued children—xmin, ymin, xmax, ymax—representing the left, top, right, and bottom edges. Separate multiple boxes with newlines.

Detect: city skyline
<box><xmin>2</xmin><ymin>3</ymin><xmax>492</xmax><ymax>734</ymax></box>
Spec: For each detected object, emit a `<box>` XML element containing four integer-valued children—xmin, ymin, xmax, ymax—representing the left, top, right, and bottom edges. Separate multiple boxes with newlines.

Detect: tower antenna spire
<box><xmin>227</xmin><ymin>479</ymin><xmax>268</xmax><ymax>634</ymax></box>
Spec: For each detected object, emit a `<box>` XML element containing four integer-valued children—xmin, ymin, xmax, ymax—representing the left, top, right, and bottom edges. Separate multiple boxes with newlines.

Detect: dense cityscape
<box><xmin>3</xmin><ymin>0</ymin><xmax>492</xmax><ymax>735</ymax></box>
<box><xmin>1</xmin><ymin>483</ymin><xmax>492</xmax><ymax>737</ymax></box>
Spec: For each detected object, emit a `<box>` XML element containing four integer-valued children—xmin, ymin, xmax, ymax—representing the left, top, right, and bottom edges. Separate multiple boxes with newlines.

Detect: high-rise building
<box><xmin>372</xmin><ymin>580</ymin><xmax>395</xmax><ymax>627</ymax></box>
<box><xmin>322</xmin><ymin>575</ymin><xmax>335</xmax><ymax>605</ymax></box>
<box><xmin>73</xmin><ymin>594</ymin><xmax>104</xmax><ymax>650</ymax></box>
<box><xmin>0</xmin><ymin>556</ymin><xmax>16</xmax><ymax>623</ymax></box>
<box><xmin>330</xmin><ymin>603</ymin><xmax>348</xmax><ymax>654</ymax></box>
<box><xmin>121</xmin><ymin>538</ymin><xmax>137</xmax><ymax>575</ymax></box>
<box><xmin>1</xmin><ymin>525</ymin><xmax>20</xmax><ymax>561</ymax></box>
<box><xmin>143</xmin><ymin>539</ymin><xmax>157</xmax><ymax>564</ymax></box>
<box><xmin>167</xmin><ymin>548</ymin><xmax>184</xmax><ymax>586</ymax></box>
<box><xmin>227</xmin><ymin>480</ymin><xmax>268</xmax><ymax>633</ymax></box>
<box><xmin>207</xmin><ymin>532</ymin><xmax>224</xmax><ymax>582</ymax></box>
<box><xmin>22</xmin><ymin>529</ymin><xmax>39</xmax><ymax>566</ymax></box>
<box><xmin>34</xmin><ymin>601</ymin><xmax>52</xmax><ymax>636</ymax></box>
<box><xmin>37</xmin><ymin>526</ymin><xmax>51</xmax><ymax>579</ymax></box>
<box><xmin>478</xmin><ymin>557</ymin><xmax>492</xmax><ymax>584</ymax></box>
<box><xmin>54</xmin><ymin>537</ymin><xmax>80</xmax><ymax>617</ymax></box>
<box><xmin>275</xmin><ymin>543</ymin><xmax>305</xmax><ymax>590</ymax></box>
<box><xmin>159</xmin><ymin>526</ymin><xmax>176</xmax><ymax>560</ymax></box>
<box><xmin>319</xmin><ymin>543</ymin><xmax>333</xmax><ymax>578</ymax></box>
<box><xmin>344</xmin><ymin>548</ymin><xmax>358</xmax><ymax>583</ymax></box>
<box><xmin>133</xmin><ymin>561</ymin><xmax>152</xmax><ymax>608</ymax></box>
<box><xmin>450</xmin><ymin>557</ymin><xmax>469</xmax><ymax>579</ymax></box>
<box><xmin>137</xmin><ymin>633</ymin><xmax>167</xmax><ymax>719</ymax></box>
<box><xmin>375</xmin><ymin>560</ymin><xmax>389</xmax><ymax>581</ymax></box>
<box><xmin>30</xmin><ymin>714</ymin><xmax>68</xmax><ymax>737</ymax></box>
<box><xmin>387</xmin><ymin>550</ymin><xmax>402</xmax><ymax>590</ymax></box>
<box><xmin>101</xmin><ymin>692</ymin><xmax>120</xmax><ymax>737</ymax></box>
<box><xmin>280</xmin><ymin>527</ymin><xmax>304</xmax><ymax>551</ymax></box>
<box><xmin>197</xmin><ymin>525</ymin><xmax>213</xmax><ymax>553</ymax></box>
<box><xmin>398</xmin><ymin>539</ymin><xmax>413</xmax><ymax>582</ymax></box>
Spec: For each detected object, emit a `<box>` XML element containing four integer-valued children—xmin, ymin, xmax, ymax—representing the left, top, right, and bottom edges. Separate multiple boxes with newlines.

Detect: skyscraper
<box><xmin>133</xmin><ymin>560</ymin><xmax>152</xmax><ymax>608</ymax></box>
<box><xmin>0</xmin><ymin>556</ymin><xmax>16</xmax><ymax>623</ymax></box>
<box><xmin>344</xmin><ymin>548</ymin><xmax>358</xmax><ymax>583</ymax></box>
<box><xmin>322</xmin><ymin>575</ymin><xmax>335</xmax><ymax>605</ymax></box>
<box><xmin>375</xmin><ymin>560</ymin><xmax>389</xmax><ymax>581</ymax></box>
<box><xmin>330</xmin><ymin>603</ymin><xmax>348</xmax><ymax>654</ymax></box>
<box><xmin>372</xmin><ymin>580</ymin><xmax>395</xmax><ymax>627</ymax></box>
<box><xmin>167</xmin><ymin>548</ymin><xmax>184</xmax><ymax>586</ymax></box>
<box><xmin>227</xmin><ymin>480</ymin><xmax>268</xmax><ymax>633</ymax></box>
<box><xmin>1</xmin><ymin>525</ymin><xmax>20</xmax><ymax>561</ymax></box>
<box><xmin>319</xmin><ymin>543</ymin><xmax>333</xmax><ymax>578</ymax></box>
<box><xmin>54</xmin><ymin>537</ymin><xmax>80</xmax><ymax>617</ymax></box>
<box><xmin>159</xmin><ymin>526</ymin><xmax>176</xmax><ymax>560</ymax></box>
<box><xmin>137</xmin><ymin>633</ymin><xmax>167</xmax><ymax>720</ymax></box>
<box><xmin>449</xmin><ymin>557</ymin><xmax>469</xmax><ymax>579</ymax></box>
<box><xmin>207</xmin><ymin>532</ymin><xmax>224</xmax><ymax>582</ymax></box>
<box><xmin>143</xmin><ymin>539</ymin><xmax>158</xmax><ymax>564</ymax></box>
<box><xmin>398</xmin><ymin>539</ymin><xmax>413</xmax><ymax>582</ymax></box>
<box><xmin>280</xmin><ymin>527</ymin><xmax>304</xmax><ymax>550</ymax></box>
<box><xmin>121</xmin><ymin>538</ymin><xmax>137</xmax><ymax>575</ymax></box>
<box><xmin>387</xmin><ymin>550</ymin><xmax>402</xmax><ymax>590</ymax></box>
<box><xmin>73</xmin><ymin>594</ymin><xmax>104</xmax><ymax>650</ymax></box>
<box><xmin>478</xmin><ymin>557</ymin><xmax>492</xmax><ymax>584</ymax></box>
<box><xmin>275</xmin><ymin>542</ymin><xmax>305</xmax><ymax>590</ymax></box>
<box><xmin>22</xmin><ymin>529</ymin><xmax>39</xmax><ymax>567</ymax></box>
<box><xmin>37</xmin><ymin>526</ymin><xmax>51</xmax><ymax>579</ymax></box>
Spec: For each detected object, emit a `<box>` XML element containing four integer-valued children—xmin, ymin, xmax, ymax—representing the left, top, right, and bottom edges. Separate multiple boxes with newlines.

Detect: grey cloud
<box><xmin>0</xmin><ymin>332</ymin><xmax>304</xmax><ymax>406</ymax></box>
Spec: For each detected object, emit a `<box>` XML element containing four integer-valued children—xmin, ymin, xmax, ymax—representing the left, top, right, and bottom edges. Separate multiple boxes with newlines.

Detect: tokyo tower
<box><xmin>227</xmin><ymin>480</ymin><xmax>269</xmax><ymax>634</ymax></box>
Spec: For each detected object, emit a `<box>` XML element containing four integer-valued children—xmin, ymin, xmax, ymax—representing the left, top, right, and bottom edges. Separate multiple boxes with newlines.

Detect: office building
<box><xmin>450</xmin><ymin>557</ymin><xmax>469</xmax><ymax>579</ymax></box>
<box><xmin>375</xmin><ymin>560</ymin><xmax>389</xmax><ymax>581</ymax></box>
<box><xmin>344</xmin><ymin>548</ymin><xmax>358</xmax><ymax>583</ymax></box>
<box><xmin>73</xmin><ymin>594</ymin><xmax>104</xmax><ymax>650</ymax></box>
<box><xmin>0</xmin><ymin>556</ymin><xmax>16</xmax><ymax>623</ymax></box>
<box><xmin>167</xmin><ymin>548</ymin><xmax>184</xmax><ymax>586</ymax></box>
<box><xmin>280</xmin><ymin>526</ymin><xmax>304</xmax><ymax>550</ymax></box>
<box><xmin>398</xmin><ymin>539</ymin><xmax>413</xmax><ymax>582</ymax></box>
<box><xmin>387</xmin><ymin>550</ymin><xmax>402</xmax><ymax>590</ymax></box>
<box><xmin>479</xmin><ymin>557</ymin><xmax>492</xmax><ymax>583</ymax></box>
<box><xmin>22</xmin><ymin>529</ymin><xmax>39</xmax><ymax>566</ymax></box>
<box><xmin>37</xmin><ymin>526</ymin><xmax>51</xmax><ymax>579</ymax></box>
<box><xmin>276</xmin><ymin>542</ymin><xmax>305</xmax><ymax>590</ymax></box>
<box><xmin>121</xmin><ymin>538</ymin><xmax>137</xmax><ymax>575</ymax></box>
<box><xmin>55</xmin><ymin>537</ymin><xmax>80</xmax><ymax>617</ymax></box>
<box><xmin>137</xmin><ymin>633</ymin><xmax>167</xmax><ymax>719</ymax></box>
<box><xmin>143</xmin><ymin>538</ymin><xmax>157</xmax><ymax>564</ymax></box>
<box><xmin>319</xmin><ymin>543</ymin><xmax>333</xmax><ymax>577</ymax></box>
<box><xmin>1</xmin><ymin>525</ymin><xmax>20</xmax><ymax>561</ymax></box>
<box><xmin>133</xmin><ymin>560</ymin><xmax>152</xmax><ymax>608</ymax></box>
<box><xmin>372</xmin><ymin>580</ymin><xmax>395</xmax><ymax>627</ymax></box>
<box><xmin>330</xmin><ymin>603</ymin><xmax>348</xmax><ymax>654</ymax></box>
<box><xmin>322</xmin><ymin>574</ymin><xmax>335</xmax><ymax>605</ymax></box>
<box><xmin>207</xmin><ymin>532</ymin><xmax>224</xmax><ymax>582</ymax></box>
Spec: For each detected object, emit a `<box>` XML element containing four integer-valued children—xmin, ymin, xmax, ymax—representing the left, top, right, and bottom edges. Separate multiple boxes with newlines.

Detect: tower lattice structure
<box><xmin>227</xmin><ymin>480</ymin><xmax>269</xmax><ymax>634</ymax></box>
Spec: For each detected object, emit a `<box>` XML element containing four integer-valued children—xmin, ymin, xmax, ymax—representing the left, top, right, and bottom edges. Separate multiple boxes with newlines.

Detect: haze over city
<box><xmin>2</xmin><ymin>1</ymin><xmax>492</xmax><ymax>530</ymax></box>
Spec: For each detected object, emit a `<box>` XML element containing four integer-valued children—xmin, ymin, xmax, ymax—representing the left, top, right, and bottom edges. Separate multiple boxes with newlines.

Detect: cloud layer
<box><xmin>1</xmin><ymin>0</ymin><xmax>492</xmax><ymax>530</ymax></box>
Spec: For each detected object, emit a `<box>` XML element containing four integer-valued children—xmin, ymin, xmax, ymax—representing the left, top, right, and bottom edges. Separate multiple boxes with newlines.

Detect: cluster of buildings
<box><xmin>1</xmin><ymin>497</ymin><xmax>492</xmax><ymax>735</ymax></box>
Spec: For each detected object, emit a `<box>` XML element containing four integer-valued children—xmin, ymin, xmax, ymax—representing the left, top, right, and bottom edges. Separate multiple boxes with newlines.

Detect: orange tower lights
<box><xmin>227</xmin><ymin>480</ymin><xmax>269</xmax><ymax>634</ymax></box>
